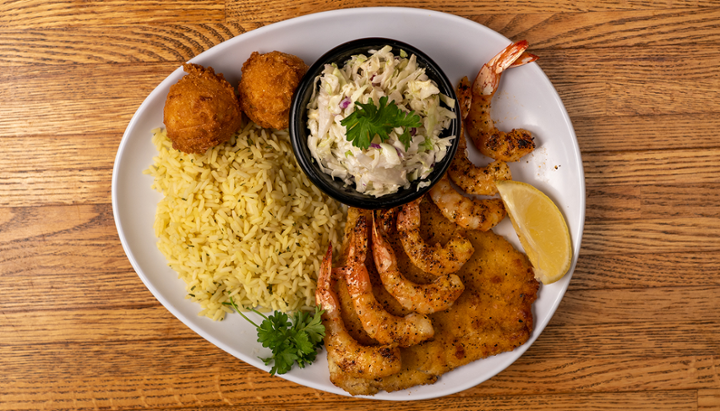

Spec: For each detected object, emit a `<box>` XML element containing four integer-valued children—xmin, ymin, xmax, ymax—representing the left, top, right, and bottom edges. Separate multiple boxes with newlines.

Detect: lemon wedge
<box><xmin>496</xmin><ymin>180</ymin><xmax>572</xmax><ymax>284</ymax></box>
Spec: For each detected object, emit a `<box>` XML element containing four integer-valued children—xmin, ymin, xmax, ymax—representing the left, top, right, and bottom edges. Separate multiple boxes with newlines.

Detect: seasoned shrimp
<box><xmin>429</xmin><ymin>175</ymin><xmax>506</xmax><ymax>231</ymax></box>
<box><xmin>449</xmin><ymin>78</ymin><xmax>512</xmax><ymax>196</ymax></box>
<box><xmin>316</xmin><ymin>244</ymin><xmax>402</xmax><ymax>379</ymax></box>
<box><xmin>343</xmin><ymin>216</ymin><xmax>434</xmax><ymax>347</ymax></box>
<box><xmin>466</xmin><ymin>40</ymin><xmax>538</xmax><ymax>162</ymax></box>
<box><xmin>448</xmin><ymin>77</ymin><xmax>511</xmax><ymax>196</ymax></box>
<box><xmin>371</xmin><ymin>212</ymin><xmax>464</xmax><ymax>314</ymax></box>
<box><xmin>396</xmin><ymin>197</ymin><xmax>474</xmax><ymax>275</ymax></box>
<box><xmin>512</xmin><ymin>51</ymin><xmax>540</xmax><ymax>67</ymax></box>
<box><xmin>375</xmin><ymin>207</ymin><xmax>398</xmax><ymax>236</ymax></box>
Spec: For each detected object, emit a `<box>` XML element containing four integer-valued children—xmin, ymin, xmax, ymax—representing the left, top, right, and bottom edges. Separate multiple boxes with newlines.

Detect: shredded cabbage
<box><xmin>306</xmin><ymin>45</ymin><xmax>456</xmax><ymax>197</ymax></box>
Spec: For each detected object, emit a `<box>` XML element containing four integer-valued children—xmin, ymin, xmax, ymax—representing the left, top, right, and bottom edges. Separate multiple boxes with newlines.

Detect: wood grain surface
<box><xmin>1</xmin><ymin>1</ymin><xmax>719</xmax><ymax>410</ymax></box>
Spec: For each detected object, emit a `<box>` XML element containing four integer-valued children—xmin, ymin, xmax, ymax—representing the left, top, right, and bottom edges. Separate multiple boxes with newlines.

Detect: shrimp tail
<box><xmin>474</xmin><ymin>40</ymin><xmax>530</xmax><ymax>97</ymax></box>
<box><xmin>316</xmin><ymin>243</ymin><xmax>337</xmax><ymax>311</ymax></box>
<box><xmin>509</xmin><ymin>51</ymin><xmax>539</xmax><ymax>68</ymax></box>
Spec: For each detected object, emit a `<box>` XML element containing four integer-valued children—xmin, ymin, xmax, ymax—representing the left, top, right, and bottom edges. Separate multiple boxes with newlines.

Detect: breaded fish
<box><xmin>327</xmin><ymin>198</ymin><xmax>539</xmax><ymax>395</ymax></box>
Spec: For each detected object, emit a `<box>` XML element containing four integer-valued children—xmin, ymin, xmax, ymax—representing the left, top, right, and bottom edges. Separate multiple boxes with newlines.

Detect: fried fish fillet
<box><xmin>328</xmin><ymin>199</ymin><xmax>539</xmax><ymax>395</ymax></box>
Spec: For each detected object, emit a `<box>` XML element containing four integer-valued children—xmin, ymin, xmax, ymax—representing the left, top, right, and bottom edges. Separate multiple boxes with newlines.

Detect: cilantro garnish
<box><xmin>340</xmin><ymin>96</ymin><xmax>422</xmax><ymax>151</ymax></box>
<box><xmin>225</xmin><ymin>297</ymin><xmax>325</xmax><ymax>375</ymax></box>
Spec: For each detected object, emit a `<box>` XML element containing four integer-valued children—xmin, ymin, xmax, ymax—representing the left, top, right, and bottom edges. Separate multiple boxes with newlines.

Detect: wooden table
<box><xmin>2</xmin><ymin>1</ymin><xmax>719</xmax><ymax>410</ymax></box>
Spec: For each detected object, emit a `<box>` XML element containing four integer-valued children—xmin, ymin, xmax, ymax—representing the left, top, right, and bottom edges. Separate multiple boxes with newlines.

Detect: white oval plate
<box><xmin>112</xmin><ymin>7</ymin><xmax>585</xmax><ymax>401</ymax></box>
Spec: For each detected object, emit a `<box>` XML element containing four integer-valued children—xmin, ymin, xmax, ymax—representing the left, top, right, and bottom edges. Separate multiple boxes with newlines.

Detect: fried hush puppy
<box><xmin>163</xmin><ymin>63</ymin><xmax>243</xmax><ymax>154</ymax></box>
<box><xmin>238</xmin><ymin>51</ymin><xmax>308</xmax><ymax>130</ymax></box>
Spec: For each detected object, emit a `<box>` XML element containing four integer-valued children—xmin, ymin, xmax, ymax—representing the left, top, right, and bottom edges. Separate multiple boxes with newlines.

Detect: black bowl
<box><xmin>289</xmin><ymin>38</ymin><xmax>459</xmax><ymax>210</ymax></box>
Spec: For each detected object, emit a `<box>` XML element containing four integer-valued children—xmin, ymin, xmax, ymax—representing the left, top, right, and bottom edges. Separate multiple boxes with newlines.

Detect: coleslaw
<box><xmin>306</xmin><ymin>45</ymin><xmax>456</xmax><ymax>197</ymax></box>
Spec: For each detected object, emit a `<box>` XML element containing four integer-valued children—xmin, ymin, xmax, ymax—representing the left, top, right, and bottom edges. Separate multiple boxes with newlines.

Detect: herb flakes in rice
<box><xmin>144</xmin><ymin>122</ymin><xmax>346</xmax><ymax>320</ymax></box>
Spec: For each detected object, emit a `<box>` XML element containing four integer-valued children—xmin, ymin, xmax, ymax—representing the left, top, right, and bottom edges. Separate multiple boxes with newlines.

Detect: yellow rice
<box><xmin>144</xmin><ymin>123</ymin><xmax>346</xmax><ymax>320</ymax></box>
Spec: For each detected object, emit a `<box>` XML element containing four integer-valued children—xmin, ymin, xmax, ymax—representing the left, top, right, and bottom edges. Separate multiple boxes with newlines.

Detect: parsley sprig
<box><xmin>340</xmin><ymin>96</ymin><xmax>422</xmax><ymax>151</ymax></box>
<box><xmin>225</xmin><ymin>297</ymin><xmax>325</xmax><ymax>375</ymax></box>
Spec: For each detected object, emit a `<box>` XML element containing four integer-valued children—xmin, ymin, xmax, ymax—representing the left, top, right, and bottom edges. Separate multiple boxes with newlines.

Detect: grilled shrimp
<box><xmin>316</xmin><ymin>244</ymin><xmax>402</xmax><ymax>378</ymax></box>
<box><xmin>371</xmin><ymin>212</ymin><xmax>464</xmax><ymax>314</ymax></box>
<box><xmin>466</xmin><ymin>40</ymin><xmax>538</xmax><ymax>162</ymax></box>
<box><xmin>375</xmin><ymin>207</ymin><xmax>398</xmax><ymax>236</ymax></box>
<box><xmin>343</xmin><ymin>216</ymin><xmax>434</xmax><ymax>347</ymax></box>
<box><xmin>396</xmin><ymin>197</ymin><xmax>475</xmax><ymax>275</ymax></box>
<box><xmin>447</xmin><ymin>76</ymin><xmax>512</xmax><ymax>196</ymax></box>
<box><xmin>429</xmin><ymin>175</ymin><xmax>506</xmax><ymax>231</ymax></box>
